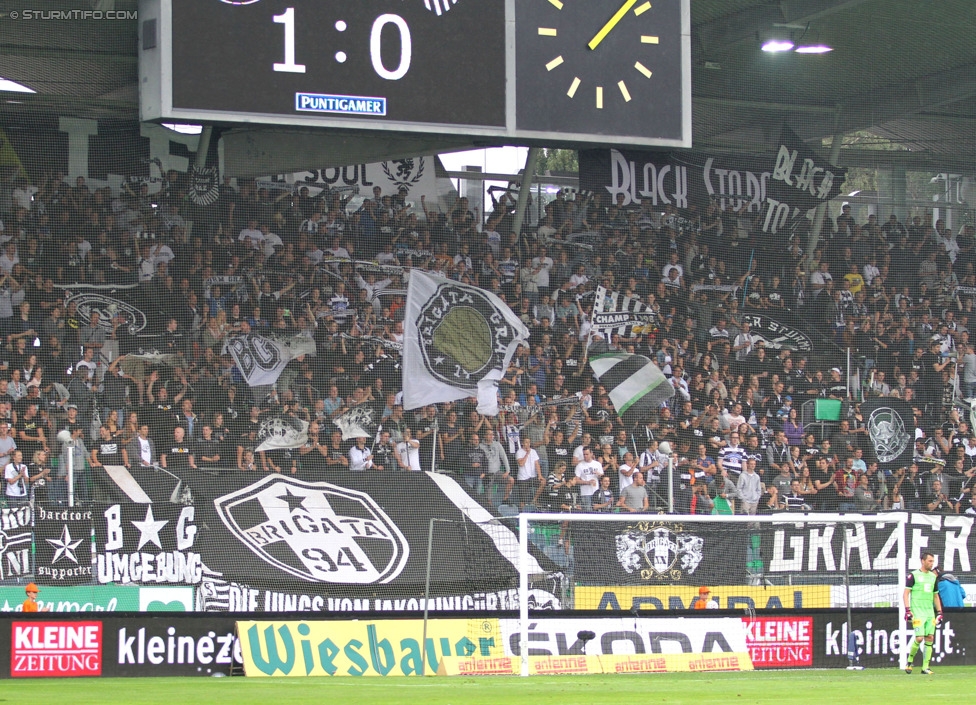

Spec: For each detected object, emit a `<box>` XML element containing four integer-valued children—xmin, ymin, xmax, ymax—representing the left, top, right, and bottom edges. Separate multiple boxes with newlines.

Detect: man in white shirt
<box><xmin>348</xmin><ymin>437</ymin><xmax>374</xmax><ymax>471</ymax></box>
<box><xmin>732</xmin><ymin>322</ymin><xmax>755</xmax><ymax>363</ymax></box>
<box><xmin>530</xmin><ymin>248</ymin><xmax>554</xmax><ymax>296</ymax></box>
<box><xmin>516</xmin><ymin>437</ymin><xmax>544</xmax><ymax>508</ymax></box>
<box><xmin>260</xmin><ymin>225</ymin><xmax>284</xmax><ymax>258</ymax></box>
<box><xmin>4</xmin><ymin>448</ymin><xmax>29</xmax><ymax>506</ymax></box>
<box><xmin>396</xmin><ymin>427</ymin><xmax>422</xmax><ymax>471</ymax></box>
<box><xmin>238</xmin><ymin>219</ymin><xmax>264</xmax><ymax>251</ymax></box>
<box><xmin>0</xmin><ymin>242</ymin><xmax>18</xmax><ymax>275</ymax></box>
<box><xmin>618</xmin><ymin>451</ymin><xmax>637</xmax><ymax>493</ymax></box>
<box><xmin>574</xmin><ymin>446</ymin><xmax>604</xmax><ymax>511</ymax></box>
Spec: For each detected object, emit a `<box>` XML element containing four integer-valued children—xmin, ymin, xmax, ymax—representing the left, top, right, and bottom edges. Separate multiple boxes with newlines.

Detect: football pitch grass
<box><xmin>4</xmin><ymin>668</ymin><xmax>975</xmax><ymax>704</ymax></box>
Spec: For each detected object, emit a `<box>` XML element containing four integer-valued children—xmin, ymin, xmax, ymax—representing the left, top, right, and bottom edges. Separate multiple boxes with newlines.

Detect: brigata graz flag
<box><xmin>588</xmin><ymin>345</ymin><xmax>674</xmax><ymax>427</ymax></box>
<box><xmin>573</xmin><ymin>518</ymin><xmax>750</xmax><ymax>586</ymax></box>
<box><xmin>860</xmin><ymin>397</ymin><xmax>914</xmax><ymax>470</ymax></box>
<box><xmin>404</xmin><ymin>271</ymin><xmax>528</xmax><ymax>416</ymax></box>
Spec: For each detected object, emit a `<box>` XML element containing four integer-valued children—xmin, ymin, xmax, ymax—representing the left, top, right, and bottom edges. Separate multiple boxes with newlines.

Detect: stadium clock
<box><xmin>513</xmin><ymin>0</ymin><xmax>688</xmax><ymax>142</ymax></box>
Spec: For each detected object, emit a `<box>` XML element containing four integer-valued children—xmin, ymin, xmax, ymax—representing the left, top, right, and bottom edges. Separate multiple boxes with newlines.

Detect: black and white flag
<box><xmin>0</xmin><ymin>506</ymin><xmax>33</xmax><ymax>581</ymax></box>
<box><xmin>187</xmin><ymin>165</ymin><xmax>221</xmax><ymax>206</ymax></box>
<box><xmin>403</xmin><ymin>271</ymin><xmax>528</xmax><ymax>416</ymax></box>
<box><xmin>861</xmin><ymin>397</ymin><xmax>914</xmax><ymax>470</ymax></box>
<box><xmin>333</xmin><ymin>404</ymin><xmax>380</xmax><ymax>441</ymax></box>
<box><xmin>226</xmin><ymin>334</ymin><xmax>314</xmax><ymax>388</ymax></box>
<box><xmin>34</xmin><ymin>505</ymin><xmax>94</xmax><ymax>585</ymax></box>
<box><xmin>255</xmin><ymin>416</ymin><xmax>309</xmax><ymax>453</ymax></box>
<box><xmin>589</xmin><ymin>345</ymin><xmax>674</xmax><ymax>427</ymax></box>
<box><xmin>593</xmin><ymin>286</ymin><xmax>657</xmax><ymax>338</ymax></box>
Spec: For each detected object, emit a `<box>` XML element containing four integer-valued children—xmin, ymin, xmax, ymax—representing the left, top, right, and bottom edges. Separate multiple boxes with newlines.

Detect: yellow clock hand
<box><xmin>588</xmin><ymin>0</ymin><xmax>640</xmax><ymax>50</ymax></box>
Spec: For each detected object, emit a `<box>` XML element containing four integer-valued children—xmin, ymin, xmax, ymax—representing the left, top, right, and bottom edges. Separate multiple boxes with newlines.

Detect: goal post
<box><xmin>517</xmin><ymin>512</ymin><xmax>909</xmax><ymax>675</ymax></box>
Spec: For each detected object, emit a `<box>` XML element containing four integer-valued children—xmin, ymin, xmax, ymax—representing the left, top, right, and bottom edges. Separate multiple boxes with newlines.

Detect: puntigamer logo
<box><xmin>11</xmin><ymin>621</ymin><xmax>102</xmax><ymax>677</ymax></box>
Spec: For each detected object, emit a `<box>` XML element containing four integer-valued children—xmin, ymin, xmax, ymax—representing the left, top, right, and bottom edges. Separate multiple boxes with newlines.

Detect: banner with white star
<box><xmin>33</xmin><ymin>505</ymin><xmax>93</xmax><ymax>586</ymax></box>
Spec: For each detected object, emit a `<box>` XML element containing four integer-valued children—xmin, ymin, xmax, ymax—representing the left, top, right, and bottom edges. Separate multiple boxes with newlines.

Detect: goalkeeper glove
<box><xmin>904</xmin><ymin>608</ymin><xmax>914</xmax><ymax>622</ymax></box>
<box><xmin>936</xmin><ymin>612</ymin><xmax>944</xmax><ymax>625</ymax></box>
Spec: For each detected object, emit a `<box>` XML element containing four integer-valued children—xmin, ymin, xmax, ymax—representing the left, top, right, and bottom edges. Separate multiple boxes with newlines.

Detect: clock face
<box><xmin>515</xmin><ymin>0</ymin><xmax>685</xmax><ymax>142</ymax></box>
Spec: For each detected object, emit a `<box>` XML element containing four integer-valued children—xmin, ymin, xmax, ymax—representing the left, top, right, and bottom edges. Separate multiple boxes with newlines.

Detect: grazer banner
<box><xmin>580</xmin><ymin>132</ymin><xmax>846</xmax><ymax>237</ymax></box>
<box><xmin>29</xmin><ymin>473</ymin><xmax>559</xmax><ymax>614</ymax></box>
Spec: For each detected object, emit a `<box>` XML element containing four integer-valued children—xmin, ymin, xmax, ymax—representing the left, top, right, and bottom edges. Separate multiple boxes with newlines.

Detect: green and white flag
<box><xmin>404</xmin><ymin>271</ymin><xmax>528</xmax><ymax>416</ymax></box>
<box><xmin>589</xmin><ymin>348</ymin><xmax>674</xmax><ymax>426</ymax></box>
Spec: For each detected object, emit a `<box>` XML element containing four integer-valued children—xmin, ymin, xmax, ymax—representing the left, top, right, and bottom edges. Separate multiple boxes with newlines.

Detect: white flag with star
<box><xmin>403</xmin><ymin>271</ymin><xmax>528</xmax><ymax>416</ymax></box>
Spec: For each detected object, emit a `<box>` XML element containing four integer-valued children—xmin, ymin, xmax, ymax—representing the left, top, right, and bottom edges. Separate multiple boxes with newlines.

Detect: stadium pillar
<box><xmin>195</xmin><ymin>126</ymin><xmax>213</xmax><ymax>170</ymax></box>
<box><xmin>512</xmin><ymin>148</ymin><xmax>541</xmax><ymax>256</ymax></box>
<box><xmin>890</xmin><ymin>166</ymin><xmax>907</xmax><ymax>222</ymax></box>
<box><xmin>806</xmin><ymin>124</ymin><xmax>845</xmax><ymax>270</ymax></box>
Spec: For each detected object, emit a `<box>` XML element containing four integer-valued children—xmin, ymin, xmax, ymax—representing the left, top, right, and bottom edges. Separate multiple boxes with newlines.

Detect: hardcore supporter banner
<box><xmin>580</xmin><ymin>128</ymin><xmax>846</xmax><ymax>237</ymax></box>
<box><xmin>860</xmin><ymin>397</ymin><xmax>915</xmax><ymax>471</ymax></box>
<box><xmin>34</xmin><ymin>505</ymin><xmax>94</xmax><ymax>586</ymax></box>
<box><xmin>29</xmin><ymin>473</ymin><xmax>558</xmax><ymax>614</ymax></box>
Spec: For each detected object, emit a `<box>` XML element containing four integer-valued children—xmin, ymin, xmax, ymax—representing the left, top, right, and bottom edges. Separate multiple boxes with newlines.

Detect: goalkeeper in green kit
<box><xmin>903</xmin><ymin>551</ymin><xmax>944</xmax><ymax>674</ymax></box>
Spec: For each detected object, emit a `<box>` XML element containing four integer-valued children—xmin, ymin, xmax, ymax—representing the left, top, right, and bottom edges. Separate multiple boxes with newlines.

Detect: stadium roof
<box><xmin>0</xmin><ymin>0</ymin><xmax>975</xmax><ymax>170</ymax></box>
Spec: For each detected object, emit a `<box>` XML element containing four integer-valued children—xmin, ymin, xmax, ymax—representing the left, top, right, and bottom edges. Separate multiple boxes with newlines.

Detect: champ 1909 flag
<box><xmin>588</xmin><ymin>347</ymin><xmax>674</xmax><ymax>427</ymax></box>
<box><xmin>404</xmin><ymin>271</ymin><xmax>529</xmax><ymax>416</ymax></box>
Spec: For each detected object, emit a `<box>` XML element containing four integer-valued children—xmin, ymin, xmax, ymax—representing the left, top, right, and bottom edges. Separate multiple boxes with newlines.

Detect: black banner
<box><xmin>572</xmin><ymin>518</ymin><xmax>751</xmax><ymax>586</ymax></box>
<box><xmin>861</xmin><ymin>397</ymin><xmax>915</xmax><ymax>471</ymax></box>
<box><xmin>0</xmin><ymin>506</ymin><xmax>33</xmax><ymax>582</ymax></box>
<box><xmin>580</xmin><ymin>129</ymin><xmax>846</xmax><ymax>237</ymax></box>
<box><xmin>34</xmin><ymin>506</ymin><xmax>94</xmax><ymax>586</ymax></box>
<box><xmin>29</xmin><ymin>474</ymin><xmax>558</xmax><ymax>612</ymax></box>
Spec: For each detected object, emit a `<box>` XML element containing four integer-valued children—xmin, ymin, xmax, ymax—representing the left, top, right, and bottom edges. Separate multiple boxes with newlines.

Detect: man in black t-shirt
<box><xmin>161</xmin><ymin>426</ymin><xmax>197</xmax><ymax>475</ymax></box>
<box><xmin>195</xmin><ymin>425</ymin><xmax>223</xmax><ymax>470</ymax></box>
<box><xmin>90</xmin><ymin>424</ymin><xmax>126</xmax><ymax>502</ymax></box>
<box><xmin>91</xmin><ymin>425</ymin><xmax>123</xmax><ymax>467</ymax></box>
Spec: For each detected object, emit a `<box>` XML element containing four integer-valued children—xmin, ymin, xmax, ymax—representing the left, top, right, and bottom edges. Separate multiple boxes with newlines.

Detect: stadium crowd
<box><xmin>2</xmin><ymin>169</ymin><xmax>975</xmax><ymax>519</ymax></box>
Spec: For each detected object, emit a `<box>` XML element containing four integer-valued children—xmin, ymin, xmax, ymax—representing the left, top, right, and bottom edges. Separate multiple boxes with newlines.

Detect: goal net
<box><xmin>517</xmin><ymin>512</ymin><xmax>909</xmax><ymax>673</ymax></box>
